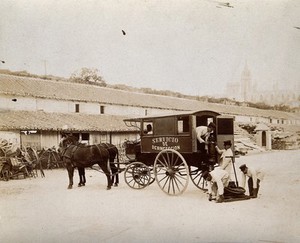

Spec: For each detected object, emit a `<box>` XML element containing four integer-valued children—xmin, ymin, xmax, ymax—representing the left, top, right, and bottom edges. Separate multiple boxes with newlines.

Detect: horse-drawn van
<box><xmin>123</xmin><ymin>110</ymin><xmax>235</xmax><ymax>196</ymax></box>
<box><xmin>60</xmin><ymin>109</ymin><xmax>245</xmax><ymax>199</ymax></box>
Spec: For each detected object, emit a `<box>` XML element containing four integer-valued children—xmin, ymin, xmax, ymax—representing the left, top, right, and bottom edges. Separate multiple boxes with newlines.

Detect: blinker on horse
<box><xmin>59</xmin><ymin>136</ymin><xmax>113</xmax><ymax>190</ymax></box>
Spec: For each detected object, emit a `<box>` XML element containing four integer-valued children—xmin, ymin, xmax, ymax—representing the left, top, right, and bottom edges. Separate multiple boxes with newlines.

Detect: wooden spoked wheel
<box><xmin>189</xmin><ymin>166</ymin><xmax>208</xmax><ymax>191</ymax></box>
<box><xmin>154</xmin><ymin>149</ymin><xmax>189</xmax><ymax>196</ymax></box>
<box><xmin>124</xmin><ymin>162</ymin><xmax>151</xmax><ymax>189</ymax></box>
<box><xmin>0</xmin><ymin>164</ymin><xmax>11</xmax><ymax>181</ymax></box>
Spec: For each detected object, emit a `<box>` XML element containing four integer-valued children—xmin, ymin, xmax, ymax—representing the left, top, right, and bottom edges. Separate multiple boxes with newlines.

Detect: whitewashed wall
<box><xmin>90</xmin><ymin>132</ymin><xmax>138</xmax><ymax>146</ymax></box>
<box><xmin>37</xmin><ymin>99</ymin><xmax>69</xmax><ymax>113</ymax></box>
<box><xmin>0</xmin><ymin>95</ymin><xmax>37</xmax><ymax>111</ymax></box>
<box><xmin>234</xmin><ymin>114</ymin><xmax>284</xmax><ymax>125</ymax></box>
<box><xmin>0</xmin><ymin>131</ymin><xmax>20</xmax><ymax>145</ymax></box>
<box><xmin>40</xmin><ymin>131</ymin><xmax>60</xmax><ymax>149</ymax></box>
<box><xmin>234</xmin><ymin>115</ymin><xmax>251</xmax><ymax>123</ymax></box>
<box><xmin>1</xmin><ymin>130</ymin><xmax>139</xmax><ymax>150</ymax></box>
<box><xmin>1</xmin><ymin>95</ymin><xmax>169</xmax><ymax>117</ymax></box>
<box><xmin>1</xmin><ymin>94</ymin><xmax>297</xmax><ymax>126</ymax></box>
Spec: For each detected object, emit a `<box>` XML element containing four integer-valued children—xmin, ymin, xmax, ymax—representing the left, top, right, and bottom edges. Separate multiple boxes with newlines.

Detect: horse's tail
<box><xmin>111</xmin><ymin>145</ymin><xmax>119</xmax><ymax>171</ymax></box>
<box><xmin>95</xmin><ymin>144</ymin><xmax>111</xmax><ymax>176</ymax></box>
<box><xmin>116</xmin><ymin>147</ymin><xmax>120</xmax><ymax>172</ymax></box>
<box><xmin>115</xmin><ymin>146</ymin><xmax>119</xmax><ymax>163</ymax></box>
<box><xmin>107</xmin><ymin>157</ymin><xmax>111</xmax><ymax>174</ymax></box>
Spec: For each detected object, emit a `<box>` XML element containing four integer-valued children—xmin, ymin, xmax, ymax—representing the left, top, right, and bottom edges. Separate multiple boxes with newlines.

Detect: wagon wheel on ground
<box><xmin>26</xmin><ymin>148</ymin><xmax>45</xmax><ymax>178</ymax></box>
<box><xmin>0</xmin><ymin>148</ymin><xmax>6</xmax><ymax>157</ymax></box>
<box><xmin>154</xmin><ymin>149</ymin><xmax>189</xmax><ymax>196</ymax></box>
<box><xmin>124</xmin><ymin>162</ymin><xmax>151</xmax><ymax>189</ymax></box>
<box><xmin>2</xmin><ymin>168</ymin><xmax>12</xmax><ymax>181</ymax></box>
<box><xmin>51</xmin><ymin>150</ymin><xmax>64</xmax><ymax>168</ymax></box>
<box><xmin>189</xmin><ymin>166</ymin><xmax>208</xmax><ymax>191</ymax></box>
<box><xmin>45</xmin><ymin>149</ymin><xmax>62</xmax><ymax>168</ymax></box>
<box><xmin>0</xmin><ymin>162</ymin><xmax>12</xmax><ymax>181</ymax></box>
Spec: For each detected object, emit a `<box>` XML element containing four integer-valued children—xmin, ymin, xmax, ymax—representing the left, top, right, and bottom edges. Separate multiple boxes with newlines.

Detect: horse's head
<box><xmin>59</xmin><ymin>135</ymin><xmax>78</xmax><ymax>148</ymax></box>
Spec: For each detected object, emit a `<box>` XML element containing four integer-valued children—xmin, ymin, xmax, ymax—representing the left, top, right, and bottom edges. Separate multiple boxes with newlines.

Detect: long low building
<box><xmin>0</xmin><ymin>110</ymin><xmax>138</xmax><ymax>149</ymax></box>
<box><xmin>0</xmin><ymin>73</ymin><xmax>299</xmax><ymax>149</ymax></box>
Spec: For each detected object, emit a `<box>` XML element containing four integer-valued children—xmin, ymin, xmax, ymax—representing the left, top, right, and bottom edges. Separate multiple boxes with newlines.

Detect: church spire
<box><xmin>241</xmin><ymin>61</ymin><xmax>252</xmax><ymax>101</ymax></box>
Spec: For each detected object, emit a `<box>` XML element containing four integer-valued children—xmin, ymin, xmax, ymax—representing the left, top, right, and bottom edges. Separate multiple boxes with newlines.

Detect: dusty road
<box><xmin>1</xmin><ymin>149</ymin><xmax>300</xmax><ymax>243</ymax></box>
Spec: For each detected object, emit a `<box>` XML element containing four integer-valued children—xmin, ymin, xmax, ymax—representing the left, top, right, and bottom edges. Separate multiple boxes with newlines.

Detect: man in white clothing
<box><xmin>202</xmin><ymin>169</ymin><xmax>230</xmax><ymax>203</ymax></box>
<box><xmin>239</xmin><ymin>164</ymin><xmax>265</xmax><ymax>198</ymax></box>
<box><xmin>195</xmin><ymin>122</ymin><xmax>216</xmax><ymax>153</ymax></box>
<box><xmin>215</xmin><ymin>140</ymin><xmax>233</xmax><ymax>179</ymax></box>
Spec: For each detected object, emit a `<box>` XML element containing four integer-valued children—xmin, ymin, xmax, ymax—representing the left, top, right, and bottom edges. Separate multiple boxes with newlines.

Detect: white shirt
<box><xmin>215</xmin><ymin>146</ymin><xmax>233</xmax><ymax>176</ymax></box>
<box><xmin>195</xmin><ymin>126</ymin><xmax>211</xmax><ymax>143</ymax></box>
<box><xmin>241</xmin><ymin>166</ymin><xmax>265</xmax><ymax>189</ymax></box>
<box><xmin>207</xmin><ymin>169</ymin><xmax>230</xmax><ymax>195</ymax></box>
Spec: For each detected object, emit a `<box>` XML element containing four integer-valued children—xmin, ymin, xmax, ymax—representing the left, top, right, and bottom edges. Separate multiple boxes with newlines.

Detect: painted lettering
<box><xmin>151</xmin><ymin>136</ymin><xmax>180</xmax><ymax>151</ymax></box>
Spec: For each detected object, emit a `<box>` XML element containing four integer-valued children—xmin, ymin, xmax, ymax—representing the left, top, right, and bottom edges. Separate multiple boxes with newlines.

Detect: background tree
<box><xmin>70</xmin><ymin>67</ymin><xmax>107</xmax><ymax>86</ymax></box>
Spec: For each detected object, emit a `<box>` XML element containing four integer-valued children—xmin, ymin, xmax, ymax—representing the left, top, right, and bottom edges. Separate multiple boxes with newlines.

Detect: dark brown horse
<box><xmin>59</xmin><ymin>136</ymin><xmax>112</xmax><ymax>190</ymax></box>
<box><xmin>77</xmin><ymin>143</ymin><xmax>120</xmax><ymax>187</ymax></box>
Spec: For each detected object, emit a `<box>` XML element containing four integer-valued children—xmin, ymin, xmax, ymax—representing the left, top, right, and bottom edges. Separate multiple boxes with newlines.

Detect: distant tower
<box><xmin>240</xmin><ymin>62</ymin><xmax>252</xmax><ymax>102</ymax></box>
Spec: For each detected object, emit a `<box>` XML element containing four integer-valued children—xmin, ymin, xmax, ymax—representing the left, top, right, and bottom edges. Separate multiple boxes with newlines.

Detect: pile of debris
<box><xmin>234</xmin><ymin>123</ymin><xmax>265</xmax><ymax>155</ymax></box>
<box><xmin>0</xmin><ymin>138</ymin><xmax>45</xmax><ymax>181</ymax></box>
<box><xmin>272</xmin><ymin>130</ymin><xmax>300</xmax><ymax>150</ymax></box>
<box><xmin>234</xmin><ymin>122</ymin><xmax>300</xmax><ymax>152</ymax></box>
<box><xmin>0</xmin><ymin>138</ymin><xmax>19</xmax><ymax>157</ymax></box>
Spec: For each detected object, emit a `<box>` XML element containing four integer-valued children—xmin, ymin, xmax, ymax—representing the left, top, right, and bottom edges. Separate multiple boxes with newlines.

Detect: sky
<box><xmin>0</xmin><ymin>0</ymin><xmax>299</xmax><ymax>97</ymax></box>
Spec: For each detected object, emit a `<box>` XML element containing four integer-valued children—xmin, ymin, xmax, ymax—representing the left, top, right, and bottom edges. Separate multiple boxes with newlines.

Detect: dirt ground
<box><xmin>0</xmin><ymin>149</ymin><xmax>300</xmax><ymax>243</ymax></box>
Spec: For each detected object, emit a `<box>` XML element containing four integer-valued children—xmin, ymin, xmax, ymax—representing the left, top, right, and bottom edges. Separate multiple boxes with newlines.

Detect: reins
<box><xmin>88</xmin><ymin>165</ymin><xmax>121</xmax><ymax>177</ymax></box>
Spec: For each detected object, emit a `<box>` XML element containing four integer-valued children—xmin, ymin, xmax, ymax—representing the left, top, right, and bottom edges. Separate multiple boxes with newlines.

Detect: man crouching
<box><xmin>239</xmin><ymin>164</ymin><xmax>265</xmax><ymax>198</ymax></box>
<box><xmin>202</xmin><ymin>169</ymin><xmax>230</xmax><ymax>203</ymax></box>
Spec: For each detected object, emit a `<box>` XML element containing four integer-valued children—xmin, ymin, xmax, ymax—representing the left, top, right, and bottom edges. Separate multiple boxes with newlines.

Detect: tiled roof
<box><xmin>0</xmin><ymin>110</ymin><xmax>136</xmax><ymax>132</ymax></box>
<box><xmin>0</xmin><ymin>74</ymin><xmax>186</xmax><ymax>110</ymax></box>
<box><xmin>0</xmin><ymin>74</ymin><xmax>299</xmax><ymax>120</ymax></box>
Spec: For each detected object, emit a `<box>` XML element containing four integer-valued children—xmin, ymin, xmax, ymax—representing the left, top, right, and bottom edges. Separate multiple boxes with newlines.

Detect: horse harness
<box><xmin>61</xmin><ymin>144</ymin><xmax>78</xmax><ymax>160</ymax></box>
<box><xmin>61</xmin><ymin>144</ymin><xmax>107</xmax><ymax>163</ymax></box>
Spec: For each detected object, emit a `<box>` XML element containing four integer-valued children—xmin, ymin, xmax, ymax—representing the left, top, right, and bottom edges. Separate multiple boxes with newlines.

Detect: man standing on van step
<box><xmin>196</xmin><ymin>122</ymin><xmax>216</xmax><ymax>153</ymax></box>
<box><xmin>215</xmin><ymin>140</ymin><xmax>233</xmax><ymax>179</ymax></box>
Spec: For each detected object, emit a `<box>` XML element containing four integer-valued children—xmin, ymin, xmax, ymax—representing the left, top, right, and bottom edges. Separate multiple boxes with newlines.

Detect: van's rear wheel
<box><xmin>189</xmin><ymin>166</ymin><xmax>208</xmax><ymax>191</ymax></box>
